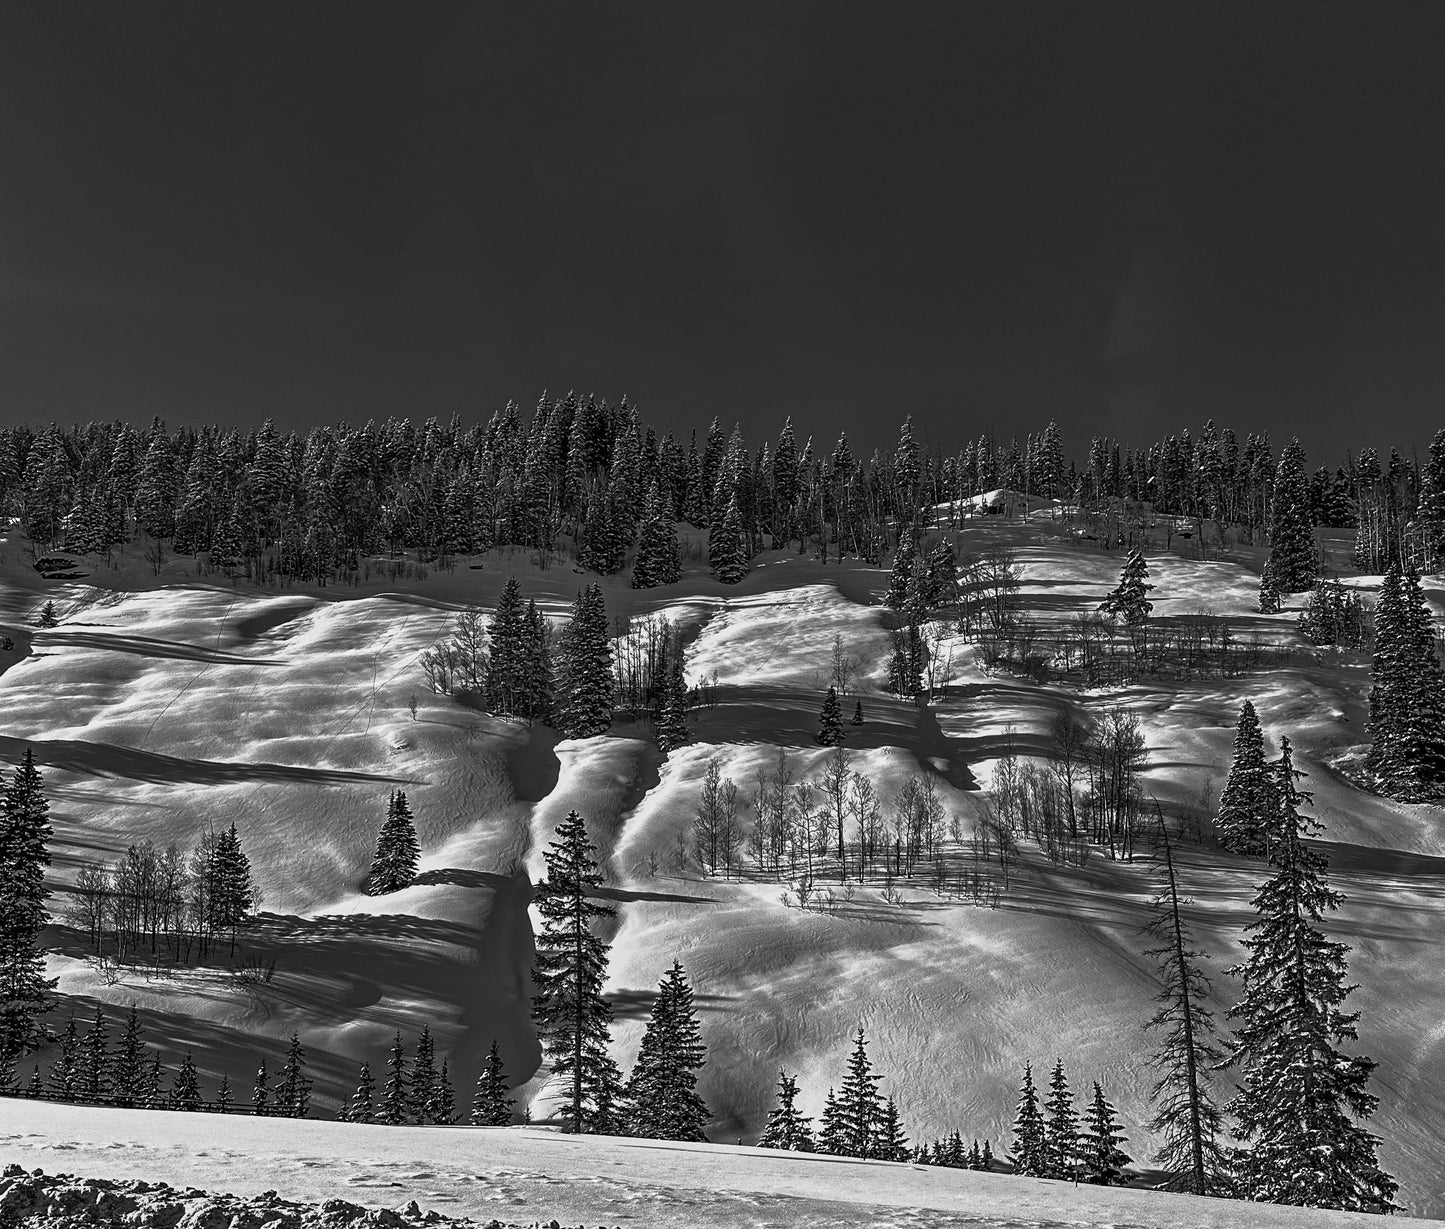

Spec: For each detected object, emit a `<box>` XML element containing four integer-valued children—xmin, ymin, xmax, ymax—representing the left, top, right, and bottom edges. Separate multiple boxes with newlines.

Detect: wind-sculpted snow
<box><xmin>4</xmin><ymin>525</ymin><xmax>1445</xmax><ymax>1215</ymax></box>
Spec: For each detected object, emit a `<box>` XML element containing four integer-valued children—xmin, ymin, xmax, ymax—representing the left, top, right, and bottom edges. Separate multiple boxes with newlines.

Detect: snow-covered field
<box><xmin>2</xmin><ymin>516</ymin><xmax>1444</xmax><ymax>1221</ymax></box>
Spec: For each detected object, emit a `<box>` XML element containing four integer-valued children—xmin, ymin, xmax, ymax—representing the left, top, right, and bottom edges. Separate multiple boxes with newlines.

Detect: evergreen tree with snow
<box><xmin>531</xmin><ymin>809</ymin><xmax>620</xmax><ymax>1133</ymax></box>
<box><xmin>624</xmin><ymin>961</ymin><xmax>709</xmax><ymax>1141</ymax></box>
<box><xmin>1368</xmin><ymin>560</ymin><xmax>1445</xmax><ymax>799</ymax></box>
<box><xmin>368</xmin><ymin>790</ymin><xmax>421</xmax><ymax>894</ymax></box>
<box><xmin>1009</xmin><ymin>1062</ymin><xmax>1047</xmax><ymax>1177</ymax></box>
<box><xmin>47</xmin><ymin>1016</ymin><xmax>79</xmax><ymax>1100</ymax></box>
<box><xmin>217</xmin><ymin>1072</ymin><xmax>233</xmax><ymax>1112</ymax></box>
<box><xmin>1225</xmin><ymin>737</ymin><xmax>1397</xmax><ymax>1213</ymax></box>
<box><xmin>277</xmin><ymin>1030</ymin><xmax>311</xmax><ymax>1118</ymax></box>
<box><xmin>816</xmin><ymin>686</ymin><xmax>845</xmax><ymax>746</ymax></box>
<box><xmin>144</xmin><ymin>1052</ymin><xmax>164</xmax><ymax>1109</ymax></box>
<box><xmin>380</xmin><ymin>1032</ymin><xmax>408</xmax><ymax>1125</ymax></box>
<box><xmin>110</xmin><ymin>1006</ymin><xmax>147</xmax><ymax>1107</ymax></box>
<box><xmin>170</xmin><ymin>1053</ymin><xmax>202</xmax><ymax>1110</ymax></box>
<box><xmin>483</xmin><ymin>576</ymin><xmax>528</xmax><ymax>716</ymax></box>
<box><xmin>554</xmin><ymin>584</ymin><xmax>614</xmax><ymax>739</ymax></box>
<box><xmin>851</xmin><ymin>701</ymin><xmax>864</xmax><ymax>726</ymax></box>
<box><xmin>1098</xmin><ymin>549</ymin><xmax>1154</xmax><ymax>624</ymax></box>
<box><xmin>924</xmin><ymin>539</ymin><xmax>960</xmax><ymax>610</ymax></box>
<box><xmin>632</xmin><ymin>482</ymin><xmax>682</xmax><ymax>589</ymax></box>
<box><xmin>1214</xmin><ymin>700</ymin><xmax>1279</xmax><ymax>857</ymax></box>
<box><xmin>708</xmin><ymin>494</ymin><xmax>750</xmax><ymax>584</ymax></box>
<box><xmin>36</xmin><ymin>600</ymin><xmax>58</xmax><ymax>628</ymax></box>
<box><xmin>342</xmin><ymin>1061</ymin><xmax>374</xmax><ymax>1123</ymax></box>
<box><xmin>470</xmin><ymin>1040</ymin><xmax>516</xmax><ymax>1125</ymax></box>
<box><xmin>0</xmin><ymin>747</ymin><xmax>57</xmax><ymax>1067</ymax></box>
<box><xmin>78</xmin><ymin>1005</ymin><xmax>109</xmax><ymax>1101</ymax></box>
<box><xmin>1256</xmin><ymin>557</ymin><xmax>1282</xmax><ymax>614</ymax></box>
<box><xmin>409</xmin><ymin>1025</ymin><xmax>438</xmax><ymax>1123</ymax></box>
<box><xmin>434</xmin><ymin>1058</ymin><xmax>457</xmax><ymax>1124</ymax></box>
<box><xmin>1265</xmin><ymin>438</ymin><xmax>1318</xmax><ymax>593</ymax></box>
<box><xmin>817</xmin><ymin>1087</ymin><xmax>846</xmax><ymax>1155</ymax></box>
<box><xmin>1298</xmin><ymin>576</ymin><xmax>1368</xmax><ymax>648</ymax></box>
<box><xmin>654</xmin><ymin>643</ymin><xmax>690</xmax><ymax>754</ymax></box>
<box><xmin>877</xmin><ymin>1096</ymin><xmax>909</xmax><ymax>1162</ymax></box>
<box><xmin>1144</xmin><ymin>821</ymin><xmax>1228</xmax><ymax>1195</ymax></box>
<box><xmin>885</xmin><ymin>536</ymin><xmax>919</xmax><ymax>611</ymax></box>
<box><xmin>833</xmin><ymin>1028</ymin><xmax>884</xmax><ymax>1158</ymax></box>
<box><xmin>521</xmin><ymin>599</ymin><xmax>555</xmax><ymax>724</ymax></box>
<box><xmin>251</xmin><ymin>1058</ymin><xmax>269</xmax><ymax>1115</ymax></box>
<box><xmin>1080</xmin><ymin>1081</ymin><xmax>1132</xmax><ymax>1186</ymax></box>
<box><xmin>212</xmin><ymin>822</ymin><xmax>255</xmax><ymax>948</ymax></box>
<box><xmin>758</xmin><ymin>1071</ymin><xmax>814</xmax><ymax>1151</ymax></box>
<box><xmin>1043</xmin><ymin>1059</ymin><xmax>1080</xmax><ymax>1180</ymax></box>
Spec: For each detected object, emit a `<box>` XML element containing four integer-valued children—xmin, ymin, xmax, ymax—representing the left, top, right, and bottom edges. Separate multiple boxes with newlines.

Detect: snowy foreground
<box><xmin>4</xmin><ymin>517</ymin><xmax>1445</xmax><ymax>1220</ymax></box>
<box><xmin>4</xmin><ymin>1099</ymin><xmax>1436</xmax><ymax>1229</ymax></box>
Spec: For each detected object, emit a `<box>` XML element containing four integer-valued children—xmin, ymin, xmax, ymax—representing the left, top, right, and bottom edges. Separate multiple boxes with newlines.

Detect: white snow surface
<box><xmin>3</xmin><ymin>523</ymin><xmax>1445</xmax><ymax>1221</ymax></box>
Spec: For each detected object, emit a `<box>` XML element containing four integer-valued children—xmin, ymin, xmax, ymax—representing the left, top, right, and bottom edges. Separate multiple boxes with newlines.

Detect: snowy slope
<box><xmin>2</xmin><ymin>524</ymin><xmax>1444</xmax><ymax>1218</ymax></box>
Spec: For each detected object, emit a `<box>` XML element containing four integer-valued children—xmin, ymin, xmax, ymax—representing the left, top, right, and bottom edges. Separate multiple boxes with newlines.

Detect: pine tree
<box><xmin>708</xmin><ymin>494</ymin><xmax>750</xmax><ymax>584</ymax></box>
<box><xmin>26</xmin><ymin>1066</ymin><xmax>42</xmax><ymax>1097</ymax></box>
<box><xmin>410</xmin><ymin>1025</ymin><xmax>437</xmax><ymax>1124</ymax></box>
<box><xmin>531</xmin><ymin>810</ymin><xmax>620</xmax><ymax>1133</ymax></box>
<box><xmin>554</xmin><ymin>585</ymin><xmax>614</xmax><ymax>739</ymax></box>
<box><xmin>368</xmin><ymin>790</ymin><xmax>421</xmax><ymax>894</ymax></box>
<box><xmin>434</xmin><ymin>1058</ymin><xmax>457</xmax><ymax>1125</ymax></box>
<box><xmin>632</xmin><ymin>483</ymin><xmax>682</xmax><ymax>589</ymax></box>
<box><xmin>1099</xmin><ymin>549</ymin><xmax>1154</xmax><ymax>624</ymax></box>
<box><xmin>1256</xmin><ymin>557</ymin><xmax>1282</xmax><ymax>614</ymax></box>
<box><xmin>213</xmin><ymin>822</ymin><xmax>255</xmax><ymax>948</ymax></box>
<box><xmin>111</xmin><ymin>1005</ymin><xmax>148</xmax><ymax>1107</ymax></box>
<box><xmin>1266</xmin><ymin>438</ymin><xmax>1318</xmax><ymax>593</ymax></box>
<box><xmin>170</xmin><ymin>1053</ymin><xmax>202</xmax><ymax>1110</ymax></box>
<box><xmin>78</xmin><ymin>1006</ymin><xmax>109</xmax><ymax>1102</ymax></box>
<box><xmin>217</xmin><ymin>1073</ymin><xmax>233</xmax><ymax>1112</ymax></box>
<box><xmin>1010</xmin><ymin>1062</ymin><xmax>1047</xmax><ymax>1177</ymax></box>
<box><xmin>0</xmin><ymin>747</ymin><xmax>57</xmax><ymax>1067</ymax></box>
<box><xmin>1080</xmin><ymin>1082</ymin><xmax>1132</xmax><ymax>1186</ymax></box>
<box><xmin>850</xmin><ymin>701</ymin><xmax>864</xmax><ymax>726</ymax></box>
<box><xmin>833</xmin><ymin>1028</ymin><xmax>883</xmax><ymax>1158</ymax></box>
<box><xmin>1043</xmin><ymin>1059</ymin><xmax>1080</xmax><ymax>1179</ymax></box>
<box><xmin>380</xmin><ymin>1032</ymin><xmax>408</xmax><ymax>1125</ymax></box>
<box><xmin>483</xmin><ymin>577</ymin><xmax>529</xmax><ymax>716</ymax></box>
<box><xmin>817</xmin><ymin>1087</ymin><xmax>846</xmax><ymax>1155</ymax></box>
<box><xmin>144</xmin><ymin>1053</ymin><xmax>164</xmax><ymax>1108</ymax></box>
<box><xmin>885</xmin><ymin>537</ymin><xmax>918</xmax><ymax>611</ymax></box>
<box><xmin>278</xmin><ymin>1031</ymin><xmax>312</xmax><ymax>1118</ymax></box>
<box><xmin>654</xmin><ymin>644</ymin><xmax>690</xmax><ymax>754</ymax></box>
<box><xmin>252</xmin><ymin>1058</ymin><xmax>270</xmax><ymax>1115</ymax></box>
<box><xmin>816</xmin><ymin>686</ymin><xmax>845</xmax><ymax>747</ymax></box>
<box><xmin>48</xmin><ymin>1016</ymin><xmax>80</xmax><ymax>1099</ymax></box>
<box><xmin>1144</xmin><ymin>821</ymin><xmax>1228</xmax><ymax>1195</ymax></box>
<box><xmin>471</xmin><ymin>1040</ymin><xmax>516</xmax><ymax>1125</ymax></box>
<box><xmin>624</xmin><ymin>961</ymin><xmax>709</xmax><ymax>1141</ymax></box>
<box><xmin>343</xmin><ymin>1061</ymin><xmax>375</xmax><ymax>1123</ymax></box>
<box><xmin>1213</xmin><ymin>700</ymin><xmax>1279</xmax><ymax>857</ymax></box>
<box><xmin>757</xmin><ymin>1071</ymin><xmax>814</xmax><ymax>1151</ymax></box>
<box><xmin>877</xmin><ymin>1096</ymin><xmax>909</xmax><ymax>1162</ymax></box>
<box><xmin>1368</xmin><ymin>561</ymin><xmax>1445</xmax><ymax>799</ymax></box>
<box><xmin>36</xmin><ymin>600</ymin><xmax>58</xmax><ymax>628</ymax></box>
<box><xmin>1225</xmin><ymin>737</ymin><xmax>1397</xmax><ymax>1213</ymax></box>
<box><xmin>520</xmin><ymin>600</ymin><xmax>555</xmax><ymax>724</ymax></box>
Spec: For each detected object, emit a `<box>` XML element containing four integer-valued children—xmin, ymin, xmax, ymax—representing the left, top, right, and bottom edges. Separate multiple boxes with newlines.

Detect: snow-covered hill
<box><xmin>2</xmin><ymin>518</ymin><xmax>1443</xmax><ymax>1219</ymax></box>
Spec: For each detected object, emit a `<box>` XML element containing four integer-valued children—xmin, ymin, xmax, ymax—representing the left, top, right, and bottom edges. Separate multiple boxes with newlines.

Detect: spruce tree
<box><xmin>554</xmin><ymin>585</ymin><xmax>614</xmax><ymax>739</ymax></box>
<box><xmin>851</xmin><ymin>701</ymin><xmax>864</xmax><ymax>726</ymax></box>
<box><xmin>36</xmin><ymin>600</ymin><xmax>59</xmax><ymax>628</ymax></box>
<box><xmin>1266</xmin><ymin>438</ymin><xmax>1318</xmax><ymax>593</ymax></box>
<box><xmin>877</xmin><ymin>1096</ymin><xmax>909</xmax><ymax>1162</ymax></box>
<box><xmin>757</xmin><ymin>1071</ymin><xmax>814</xmax><ymax>1151</ymax></box>
<box><xmin>521</xmin><ymin>600</ymin><xmax>555</xmax><ymax>724</ymax></box>
<box><xmin>78</xmin><ymin>1005</ymin><xmax>109</xmax><ymax>1102</ymax></box>
<box><xmin>632</xmin><ymin>483</ymin><xmax>682</xmax><ymax>589</ymax></box>
<box><xmin>1010</xmin><ymin>1062</ymin><xmax>1047</xmax><ymax>1177</ymax></box>
<box><xmin>654</xmin><ymin>645</ymin><xmax>690</xmax><ymax>754</ymax></box>
<box><xmin>106</xmin><ymin>1006</ymin><xmax>143</xmax><ymax>1102</ymax></box>
<box><xmin>278</xmin><ymin>1030</ymin><xmax>311</xmax><ymax>1118</ymax></box>
<box><xmin>624</xmin><ymin>961</ymin><xmax>709</xmax><ymax>1141</ymax></box>
<box><xmin>1099</xmin><ymin>549</ymin><xmax>1154</xmax><ymax>624</ymax></box>
<box><xmin>0</xmin><ymin>747</ymin><xmax>57</xmax><ymax>1066</ymax></box>
<box><xmin>1256</xmin><ymin>557</ymin><xmax>1282</xmax><ymax>614</ymax></box>
<box><xmin>48</xmin><ymin>1015</ymin><xmax>80</xmax><ymax>1100</ymax></box>
<box><xmin>410</xmin><ymin>1025</ymin><xmax>437</xmax><ymax>1124</ymax></box>
<box><xmin>708</xmin><ymin>494</ymin><xmax>750</xmax><ymax>584</ymax></box>
<box><xmin>344</xmin><ymin>1061</ymin><xmax>375</xmax><ymax>1123</ymax></box>
<box><xmin>885</xmin><ymin>537</ymin><xmax>918</xmax><ymax>611</ymax></box>
<box><xmin>833</xmin><ymin>1028</ymin><xmax>884</xmax><ymax>1158</ymax></box>
<box><xmin>1368</xmin><ymin>561</ymin><xmax>1445</xmax><ymax>799</ymax></box>
<box><xmin>531</xmin><ymin>809</ymin><xmax>620</xmax><ymax>1133</ymax></box>
<box><xmin>1144</xmin><ymin>821</ymin><xmax>1228</xmax><ymax>1195</ymax></box>
<box><xmin>368</xmin><ymin>790</ymin><xmax>421</xmax><ymax>894</ymax></box>
<box><xmin>816</xmin><ymin>686</ymin><xmax>845</xmax><ymax>746</ymax></box>
<box><xmin>1214</xmin><ymin>700</ymin><xmax>1279</xmax><ymax>857</ymax></box>
<box><xmin>817</xmin><ymin>1087</ymin><xmax>846</xmax><ymax>1155</ymax></box>
<box><xmin>217</xmin><ymin>1072</ymin><xmax>233</xmax><ymax>1112</ymax></box>
<box><xmin>170</xmin><ymin>1053</ymin><xmax>202</xmax><ymax>1110</ymax></box>
<box><xmin>252</xmin><ymin>1058</ymin><xmax>271</xmax><ymax>1114</ymax></box>
<box><xmin>380</xmin><ymin>1032</ymin><xmax>408</xmax><ymax>1125</ymax></box>
<box><xmin>1042</xmin><ymin>1059</ymin><xmax>1080</xmax><ymax>1180</ymax></box>
<box><xmin>470</xmin><ymin>1040</ymin><xmax>516</xmax><ymax>1125</ymax></box>
<box><xmin>1080</xmin><ymin>1082</ymin><xmax>1132</xmax><ymax>1186</ymax></box>
<box><xmin>483</xmin><ymin>577</ymin><xmax>528</xmax><ymax>716</ymax></box>
<box><xmin>1225</xmin><ymin>737</ymin><xmax>1397</xmax><ymax>1213</ymax></box>
<box><xmin>434</xmin><ymin>1058</ymin><xmax>457</xmax><ymax>1125</ymax></box>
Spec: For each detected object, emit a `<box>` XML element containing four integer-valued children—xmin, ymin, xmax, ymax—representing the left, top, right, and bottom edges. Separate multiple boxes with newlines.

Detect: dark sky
<box><xmin>3</xmin><ymin>2</ymin><xmax>1444</xmax><ymax>463</ymax></box>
